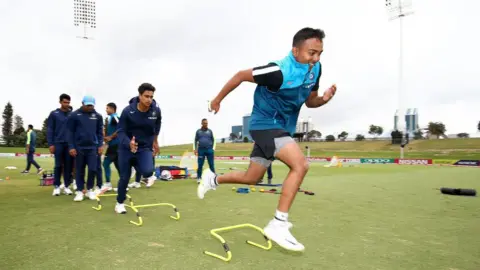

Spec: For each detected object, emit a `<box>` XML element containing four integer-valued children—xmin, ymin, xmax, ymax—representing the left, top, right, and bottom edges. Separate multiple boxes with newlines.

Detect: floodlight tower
<box><xmin>385</xmin><ymin>0</ymin><xmax>414</xmax><ymax>158</ymax></box>
<box><xmin>73</xmin><ymin>0</ymin><xmax>96</xmax><ymax>101</ymax></box>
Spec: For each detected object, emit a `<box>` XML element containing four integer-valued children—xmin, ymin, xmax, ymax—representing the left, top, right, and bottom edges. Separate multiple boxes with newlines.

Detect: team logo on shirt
<box><xmin>309</xmin><ymin>72</ymin><xmax>314</xmax><ymax>80</ymax></box>
<box><xmin>90</xmin><ymin>113</ymin><xmax>97</xmax><ymax>120</ymax></box>
<box><xmin>148</xmin><ymin>111</ymin><xmax>157</xmax><ymax>120</ymax></box>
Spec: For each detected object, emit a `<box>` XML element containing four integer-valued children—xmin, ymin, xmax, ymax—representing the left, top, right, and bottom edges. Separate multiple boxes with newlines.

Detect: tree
<box><xmin>12</xmin><ymin>131</ymin><xmax>27</xmax><ymax>147</ymax></box>
<box><xmin>368</xmin><ymin>125</ymin><xmax>383</xmax><ymax>138</ymax></box>
<box><xmin>13</xmin><ymin>115</ymin><xmax>25</xmax><ymax>135</ymax></box>
<box><xmin>457</xmin><ymin>132</ymin><xmax>469</xmax><ymax>138</ymax></box>
<box><xmin>413</xmin><ymin>129</ymin><xmax>423</xmax><ymax>140</ymax></box>
<box><xmin>2</xmin><ymin>102</ymin><xmax>14</xmax><ymax>146</ymax></box>
<box><xmin>243</xmin><ymin>136</ymin><xmax>249</xmax><ymax>143</ymax></box>
<box><xmin>337</xmin><ymin>131</ymin><xmax>348</xmax><ymax>141</ymax></box>
<box><xmin>355</xmin><ymin>134</ymin><xmax>365</xmax><ymax>141</ymax></box>
<box><xmin>325</xmin><ymin>134</ymin><xmax>335</xmax><ymax>142</ymax></box>
<box><xmin>478</xmin><ymin>121</ymin><xmax>480</xmax><ymax>132</ymax></box>
<box><xmin>36</xmin><ymin>118</ymin><xmax>49</xmax><ymax>148</ymax></box>
<box><xmin>391</xmin><ymin>130</ymin><xmax>403</xmax><ymax>144</ymax></box>
<box><xmin>427</xmin><ymin>122</ymin><xmax>446</xmax><ymax>138</ymax></box>
<box><xmin>229</xmin><ymin>133</ymin><xmax>238</xmax><ymax>141</ymax></box>
<box><xmin>221</xmin><ymin>138</ymin><xmax>225</xmax><ymax>143</ymax></box>
<box><xmin>307</xmin><ymin>130</ymin><xmax>322</xmax><ymax>140</ymax></box>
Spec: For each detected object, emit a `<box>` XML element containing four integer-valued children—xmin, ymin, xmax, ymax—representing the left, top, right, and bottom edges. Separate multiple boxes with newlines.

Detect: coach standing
<box><xmin>115</xmin><ymin>83</ymin><xmax>161</xmax><ymax>214</ymax></box>
<box><xmin>67</xmin><ymin>95</ymin><xmax>104</xmax><ymax>202</ymax></box>
<box><xmin>193</xmin><ymin>118</ymin><xmax>216</xmax><ymax>182</ymax></box>
<box><xmin>47</xmin><ymin>94</ymin><xmax>74</xmax><ymax>196</ymax></box>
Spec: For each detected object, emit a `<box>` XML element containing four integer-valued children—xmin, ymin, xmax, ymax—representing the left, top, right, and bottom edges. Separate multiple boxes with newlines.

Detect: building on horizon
<box><xmin>394</xmin><ymin>108</ymin><xmax>419</xmax><ymax>136</ymax></box>
<box><xmin>231</xmin><ymin>125</ymin><xmax>242</xmax><ymax>140</ymax></box>
<box><xmin>242</xmin><ymin>114</ymin><xmax>252</xmax><ymax>141</ymax></box>
<box><xmin>295</xmin><ymin>116</ymin><xmax>314</xmax><ymax>134</ymax></box>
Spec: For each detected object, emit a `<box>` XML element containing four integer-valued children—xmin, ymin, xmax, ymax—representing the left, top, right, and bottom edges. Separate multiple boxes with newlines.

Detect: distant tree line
<box><xmin>1</xmin><ymin>102</ymin><xmax>48</xmax><ymax>148</ymax></box>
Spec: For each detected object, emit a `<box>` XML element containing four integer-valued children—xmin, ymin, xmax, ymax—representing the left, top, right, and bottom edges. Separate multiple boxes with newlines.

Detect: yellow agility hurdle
<box><xmin>203</xmin><ymin>223</ymin><xmax>272</xmax><ymax>262</ymax></box>
<box><xmin>92</xmin><ymin>193</ymin><xmax>133</xmax><ymax>211</ymax></box>
<box><xmin>125</xmin><ymin>203</ymin><xmax>180</xmax><ymax>226</ymax></box>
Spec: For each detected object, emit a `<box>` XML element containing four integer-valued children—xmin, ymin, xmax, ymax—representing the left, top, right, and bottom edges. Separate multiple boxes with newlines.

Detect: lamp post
<box><xmin>73</xmin><ymin>0</ymin><xmax>96</xmax><ymax>102</ymax></box>
<box><xmin>385</xmin><ymin>0</ymin><xmax>414</xmax><ymax>158</ymax></box>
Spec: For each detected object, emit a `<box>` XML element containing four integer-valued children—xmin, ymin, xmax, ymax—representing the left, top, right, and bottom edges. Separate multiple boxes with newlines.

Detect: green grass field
<box><xmin>2</xmin><ymin>138</ymin><xmax>480</xmax><ymax>159</ymax></box>
<box><xmin>0</xmin><ymin>156</ymin><xmax>479</xmax><ymax>270</ymax></box>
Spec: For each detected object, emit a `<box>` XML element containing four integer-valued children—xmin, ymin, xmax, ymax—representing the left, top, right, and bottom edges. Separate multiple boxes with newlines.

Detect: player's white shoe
<box><xmin>263</xmin><ymin>219</ymin><xmax>305</xmax><ymax>252</ymax></box>
<box><xmin>63</xmin><ymin>187</ymin><xmax>73</xmax><ymax>195</ymax></box>
<box><xmin>73</xmin><ymin>191</ymin><xmax>84</xmax><ymax>202</ymax></box>
<box><xmin>87</xmin><ymin>189</ymin><xmax>97</xmax><ymax>200</ymax></box>
<box><xmin>146</xmin><ymin>176</ymin><xmax>156</xmax><ymax>188</ymax></box>
<box><xmin>52</xmin><ymin>187</ymin><xmax>61</xmax><ymax>196</ymax></box>
<box><xmin>115</xmin><ymin>203</ymin><xmax>127</xmax><ymax>214</ymax></box>
<box><xmin>101</xmin><ymin>182</ymin><xmax>113</xmax><ymax>192</ymax></box>
<box><xmin>128</xmin><ymin>182</ymin><xmax>141</xmax><ymax>188</ymax></box>
<box><xmin>197</xmin><ymin>169</ymin><xmax>217</xmax><ymax>199</ymax></box>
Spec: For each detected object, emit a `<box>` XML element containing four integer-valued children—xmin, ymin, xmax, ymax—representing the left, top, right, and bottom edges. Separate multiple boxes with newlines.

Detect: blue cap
<box><xmin>82</xmin><ymin>95</ymin><xmax>96</xmax><ymax>106</ymax></box>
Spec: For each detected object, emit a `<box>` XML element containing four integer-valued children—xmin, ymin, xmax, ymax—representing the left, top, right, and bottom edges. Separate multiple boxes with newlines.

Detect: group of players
<box><xmin>47</xmin><ymin>84</ymin><xmax>159</xmax><ymax>209</ymax></box>
<box><xmin>43</xmin><ymin>27</ymin><xmax>336</xmax><ymax>252</ymax></box>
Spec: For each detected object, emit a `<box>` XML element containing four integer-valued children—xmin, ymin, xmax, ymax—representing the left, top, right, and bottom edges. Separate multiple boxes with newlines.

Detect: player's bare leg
<box><xmin>273</xmin><ymin>142</ymin><xmax>309</xmax><ymax>212</ymax></box>
<box><xmin>263</xmin><ymin>141</ymin><xmax>308</xmax><ymax>252</ymax></box>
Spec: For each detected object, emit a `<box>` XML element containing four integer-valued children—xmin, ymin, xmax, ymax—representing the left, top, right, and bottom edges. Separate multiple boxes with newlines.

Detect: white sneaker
<box><xmin>72</xmin><ymin>181</ymin><xmax>77</xmax><ymax>191</ymax></box>
<box><xmin>101</xmin><ymin>182</ymin><xmax>113</xmax><ymax>192</ymax></box>
<box><xmin>63</xmin><ymin>187</ymin><xmax>73</xmax><ymax>195</ymax></box>
<box><xmin>87</xmin><ymin>189</ymin><xmax>98</xmax><ymax>200</ymax></box>
<box><xmin>197</xmin><ymin>169</ymin><xmax>217</xmax><ymax>199</ymax></box>
<box><xmin>128</xmin><ymin>182</ymin><xmax>141</xmax><ymax>188</ymax></box>
<box><xmin>73</xmin><ymin>191</ymin><xmax>84</xmax><ymax>202</ymax></box>
<box><xmin>115</xmin><ymin>203</ymin><xmax>127</xmax><ymax>214</ymax></box>
<box><xmin>263</xmin><ymin>219</ymin><xmax>305</xmax><ymax>252</ymax></box>
<box><xmin>146</xmin><ymin>175</ymin><xmax>156</xmax><ymax>188</ymax></box>
<box><xmin>52</xmin><ymin>187</ymin><xmax>61</xmax><ymax>196</ymax></box>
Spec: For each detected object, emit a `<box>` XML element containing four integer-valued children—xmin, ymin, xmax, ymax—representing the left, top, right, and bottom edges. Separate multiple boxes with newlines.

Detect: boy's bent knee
<box><xmin>292</xmin><ymin>159</ymin><xmax>309</xmax><ymax>174</ymax></box>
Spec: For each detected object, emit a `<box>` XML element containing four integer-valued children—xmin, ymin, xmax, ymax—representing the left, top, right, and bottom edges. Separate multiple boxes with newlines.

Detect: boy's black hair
<box><xmin>138</xmin><ymin>83</ymin><xmax>156</xmax><ymax>95</ymax></box>
<box><xmin>59</xmin><ymin>93</ymin><xmax>71</xmax><ymax>102</ymax></box>
<box><xmin>106</xmin><ymin>102</ymin><xmax>117</xmax><ymax>111</ymax></box>
<box><xmin>292</xmin><ymin>27</ymin><xmax>326</xmax><ymax>47</ymax></box>
<box><xmin>202</xmin><ymin>118</ymin><xmax>207</xmax><ymax>122</ymax></box>
<box><xmin>28</xmin><ymin>124</ymin><xmax>33</xmax><ymax>129</ymax></box>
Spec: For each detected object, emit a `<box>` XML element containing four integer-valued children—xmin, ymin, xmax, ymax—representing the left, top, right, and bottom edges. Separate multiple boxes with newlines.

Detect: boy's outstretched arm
<box><xmin>211</xmin><ymin>64</ymin><xmax>283</xmax><ymax>113</ymax></box>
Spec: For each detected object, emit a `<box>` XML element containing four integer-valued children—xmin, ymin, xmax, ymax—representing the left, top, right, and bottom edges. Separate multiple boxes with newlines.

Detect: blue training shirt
<box><xmin>117</xmin><ymin>97</ymin><xmax>162</xmax><ymax>152</ymax></box>
<box><xmin>249</xmin><ymin>51</ymin><xmax>321</xmax><ymax>136</ymax></box>
<box><xmin>66</xmin><ymin>108</ymin><xmax>104</xmax><ymax>150</ymax></box>
<box><xmin>47</xmin><ymin>108</ymin><xmax>71</xmax><ymax>146</ymax></box>
<box><xmin>105</xmin><ymin>113</ymin><xmax>120</xmax><ymax>146</ymax></box>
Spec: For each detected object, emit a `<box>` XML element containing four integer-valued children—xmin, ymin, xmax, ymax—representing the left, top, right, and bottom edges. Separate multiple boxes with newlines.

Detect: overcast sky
<box><xmin>1</xmin><ymin>0</ymin><xmax>479</xmax><ymax>146</ymax></box>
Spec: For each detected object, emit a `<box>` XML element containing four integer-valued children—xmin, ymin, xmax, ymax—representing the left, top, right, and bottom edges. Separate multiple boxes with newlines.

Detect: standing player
<box><xmin>115</xmin><ymin>83</ymin><xmax>161</xmax><ymax>214</ymax></box>
<box><xmin>197</xmin><ymin>27</ymin><xmax>336</xmax><ymax>252</ymax></box>
<box><xmin>20</xmin><ymin>125</ymin><xmax>44</xmax><ymax>174</ymax></box>
<box><xmin>67</xmin><ymin>95</ymin><xmax>104</xmax><ymax>201</ymax></box>
<box><xmin>193</xmin><ymin>118</ymin><xmax>216</xmax><ymax>183</ymax></box>
<box><xmin>101</xmin><ymin>102</ymin><xmax>120</xmax><ymax>191</ymax></box>
<box><xmin>47</xmin><ymin>94</ymin><xmax>74</xmax><ymax>196</ymax></box>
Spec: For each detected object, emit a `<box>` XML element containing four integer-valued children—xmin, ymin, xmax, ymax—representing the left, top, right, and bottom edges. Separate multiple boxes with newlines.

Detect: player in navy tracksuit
<box><xmin>67</xmin><ymin>95</ymin><xmax>104</xmax><ymax>202</ymax></box>
<box><xmin>115</xmin><ymin>83</ymin><xmax>161</xmax><ymax>214</ymax></box>
<box><xmin>47</xmin><ymin>94</ymin><xmax>74</xmax><ymax>196</ymax></box>
<box><xmin>197</xmin><ymin>28</ymin><xmax>337</xmax><ymax>252</ymax></box>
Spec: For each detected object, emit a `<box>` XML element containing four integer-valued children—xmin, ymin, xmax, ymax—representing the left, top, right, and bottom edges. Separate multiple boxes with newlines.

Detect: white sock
<box><xmin>274</xmin><ymin>210</ymin><xmax>288</xmax><ymax>222</ymax></box>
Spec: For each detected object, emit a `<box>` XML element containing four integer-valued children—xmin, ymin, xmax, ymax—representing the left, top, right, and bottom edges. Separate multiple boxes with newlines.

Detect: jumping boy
<box><xmin>114</xmin><ymin>83</ymin><xmax>161</xmax><ymax>214</ymax></box>
<box><xmin>197</xmin><ymin>27</ymin><xmax>337</xmax><ymax>252</ymax></box>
